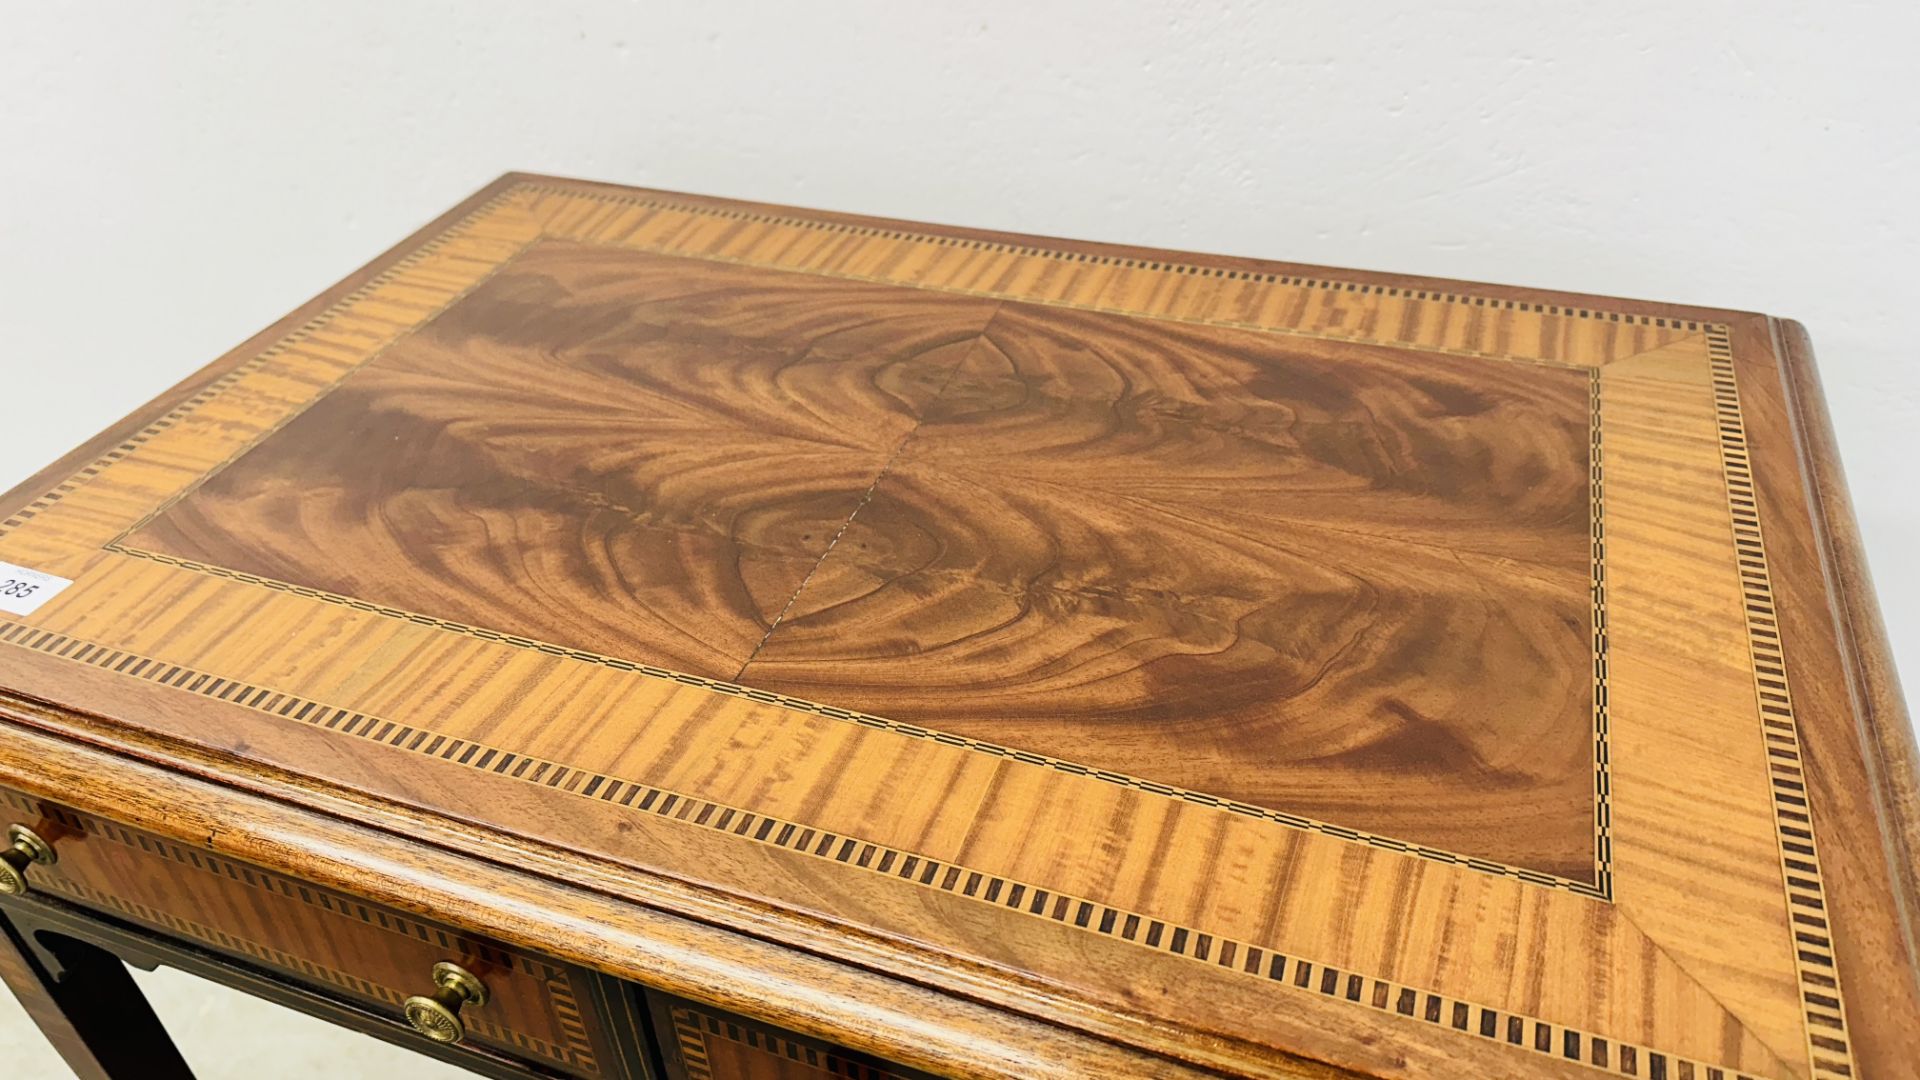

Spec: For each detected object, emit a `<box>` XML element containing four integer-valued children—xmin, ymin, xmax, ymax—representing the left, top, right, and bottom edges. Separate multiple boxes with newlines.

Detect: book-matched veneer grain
<box><xmin>0</xmin><ymin>173</ymin><xmax>1911</xmax><ymax>1080</ymax></box>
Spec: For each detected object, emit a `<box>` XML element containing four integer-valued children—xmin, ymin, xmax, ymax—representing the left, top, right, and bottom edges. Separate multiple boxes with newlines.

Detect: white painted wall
<box><xmin>1</xmin><ymin>7</ymin><xmax>1915</xmax><ymax>735</ymax></box>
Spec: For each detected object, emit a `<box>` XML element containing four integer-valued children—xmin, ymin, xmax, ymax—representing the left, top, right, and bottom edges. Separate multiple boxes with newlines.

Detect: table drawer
<box><xmin>0</xmin><ymin>786</ymin><xmax>621</xmax><ymax>1077</ymax></box>
<box><xmin>652</xmin><ymin>996</ymin><xmax>933</xmax><ymax>1080</ymax></box>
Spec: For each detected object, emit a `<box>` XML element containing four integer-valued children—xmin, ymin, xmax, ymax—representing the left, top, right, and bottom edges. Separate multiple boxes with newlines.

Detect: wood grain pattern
<box><xmin>125</xmin><ymin>238</ymin><xmax>1599</xmax><ymax>883</ymax></box>
<box><xmin>659</xmin><ymin>999</ymin><xmax>933</xmax><ymax>1080</ymax></box>
<box><xmin>0</xmin><ymin>786</ymin><xmax>609</xmax><ymax>1076</ymax></box>
<box><xmin>1</xmin><ymin>896</ymin><xmax>608</xmax><ymax>1080</ymax></box>
<box><xmin>125</xmin><ymin>240</ymin><xmax>995</xmax><ymax>683</ymax></box>
<box><xmin>745</xmin><ymin>302</ymin><xmax>1598</xmax><ymax>881</ymax></box>
<box><xmin>0</xmin><ymin>173</ymin><xmax>1911</xmax><ymax>1080</ymax></box>
<box><xmin>0</xmin><ymin>710</ymin><xmax>1265</xmax><ymax>1080</ymax></box>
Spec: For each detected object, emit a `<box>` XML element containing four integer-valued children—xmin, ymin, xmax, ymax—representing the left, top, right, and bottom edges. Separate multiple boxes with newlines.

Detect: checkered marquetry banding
<box><xmin>0</xmin><ymin>622</ymin><xmax>1758</xmax><ymax>1080</ymax></box>
<box><xmin>516</xmin><ymin>182</ymin><xmax>1706</xmax><ymax>331</ymax></box>
<box><xmin>0</xmin><ymin>791</ymin><xmax>600</xmax><ymax>1074</ymax></box>
<box><xmin>0</xmin><ymin>188</ymin><xmax>525</xmax><ymax>550</ymax></box>
<box><xmin>96</xmin><ymin>540</ymin><xmax>1617</xmax><ymax>900</ymax></box>
<box><xmin>0</xmin><ymin>182</ymin><xmax>1849</xmax><ymax>1080</ymax></box>
<box><xmin>1704</xmin><ymin>327</ymin><xmax>1853</xmax><ymax>1080</ymax></box>
<box><xmin>668</xmin><ymin>1005</ymin><xmax>717</xmax><ymax>1080</ymax></box>
<box><xmin>27</xmin><ymin>178</ymin><xmax>1627</xmax><ymax>898</ymax></box>
<box><xmin>669</xmin><ymin>1004</ymin><xmax>915</xmax><ymax>1080</ymax></box>
<box><xmin>1588</xmin><ymin>371</ymin><xmax>1615</xmax><ymax>897</ymax></box>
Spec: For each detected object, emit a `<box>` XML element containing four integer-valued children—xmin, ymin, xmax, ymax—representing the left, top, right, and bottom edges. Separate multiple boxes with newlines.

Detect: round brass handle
<box><xmin>0</xmin><ymin>825</ymin><xmax>56</xmax><ymax>897</ymax></box>
<box><xmin>403</xmin><ymin>961</ymin><xmax>488</xmax><ymax>1044</ymax></box>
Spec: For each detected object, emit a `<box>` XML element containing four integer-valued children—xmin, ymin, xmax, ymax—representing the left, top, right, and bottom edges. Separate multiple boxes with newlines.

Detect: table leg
<box><xmin>0</xmin><ymin>907</ymin><xmax>194</xmax><ymax>1080</ymax></box>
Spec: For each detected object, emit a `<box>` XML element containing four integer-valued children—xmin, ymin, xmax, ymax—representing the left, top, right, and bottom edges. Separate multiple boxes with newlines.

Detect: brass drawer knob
<box><xmin>403</xmin><ymin>961</ymin><xmax>488</xmax><ymax>1044</ymax></box>
<box><xmin>0</xmin><ymin>825</ymin><xmax>56</xmax><ymax>896</ymax></box>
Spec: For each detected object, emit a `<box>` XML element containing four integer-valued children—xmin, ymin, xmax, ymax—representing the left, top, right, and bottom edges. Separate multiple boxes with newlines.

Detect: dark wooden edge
<box><xmin>0</xmin><ymin>891</ymin><xmax>565</xmax><ymax>1080</ymax></box>
<box><xmin>0</xmin><ymin>706</ymin><xmax>1313</xmax><ymax>1080</ymax></box>
<box><xmin>1771</xmin><ymin>316</ymin><xmax>1920</xmax><ymax>982</ymax></box>
<box><xmin>498</xmin><ymin>171</ymin><xmax>1766</xmax><ymax>325</ymax></box>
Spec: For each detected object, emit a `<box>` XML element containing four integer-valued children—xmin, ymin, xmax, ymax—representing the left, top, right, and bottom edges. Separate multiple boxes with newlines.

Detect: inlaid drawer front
<box><xmin>0</xmin><ymin>787</ymin><xmax>610</xmax><ymax>1076</ymax></box>
<box><xmin>657</xmin><ymin>997</ymin><xmax>931</xmax><ymax>1080</ymax></box>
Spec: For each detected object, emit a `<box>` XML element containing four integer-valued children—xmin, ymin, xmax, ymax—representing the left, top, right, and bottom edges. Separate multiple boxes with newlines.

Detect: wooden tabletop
<box><xmin>0</xmin><ymin>173</ymin><xmax>1914</xmax><ymax>1080</ymax></box>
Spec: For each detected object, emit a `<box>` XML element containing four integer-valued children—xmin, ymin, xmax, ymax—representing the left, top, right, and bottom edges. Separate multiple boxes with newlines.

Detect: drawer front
<box><xmin>654</xmin><ymin>996</ymin><xmax>932</xmax><ymax>1080</ymax></box>
<box><xmin>0</xmin><ymin>787</ymin><xmax>618</xmax><ymax>1077</ymax></box>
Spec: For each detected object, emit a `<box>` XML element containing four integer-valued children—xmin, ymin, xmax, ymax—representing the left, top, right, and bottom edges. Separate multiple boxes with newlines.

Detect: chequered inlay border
<box><xmin>669</xmin><ymin>1004</ymin><xmax>912</xmax><ymax>1080</ymax></box>
<box><xmin>1</xmin><ymin>790</ymin><xmax>599</xmax><ymax>1074</ymax></box>
<box><xmin>0</xmin><ymin>187</ymin><xmax>524</xmax><ymax>550</ymax></box>
<box><xmin>1589</xmin><ymin>372</ymin><xmax>1615</xmax><ymax>897</ymax></box>
<box><xmin>517</xmin><ymin>182</ymin><xmax>1709</xmax><ymax>343</ymax></box>
<box><xmin>0</xmin><ymin>621</ymin><xmax>1762</xmax><ymax>1080</ymax></box>
<box><xmin>0</xmin><ymin>182</ymin><xmax>1842</xmax><ymax>1078</ymax></box>
<box><xmin>1704</xmin><ymin>328</ymin><xmax>1852</xmax><ymax>1080</ymax></box>
<box><xmin>102</xmin><ymin>538</ymin><xmax>1612</xmax><ymax>899</ymax></box>
<box><xmin>72</xmin><ymin>180</ymin><xmax>1619</xmax><ymax>898</ymax></box>
<box><xmin>40</xmin><ymin>877</ymin><xmax>595</xmax><ymax>1071</ymax></box>
<box><xmin>509</xmin><ymin>182</ymin><xmax>1700</xmax><ymax>376</ymax></box>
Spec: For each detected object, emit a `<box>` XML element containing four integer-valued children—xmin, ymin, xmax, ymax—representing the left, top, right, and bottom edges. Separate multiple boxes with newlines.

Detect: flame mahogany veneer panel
<box><xmin>126</xmin><ymin>238</ymin><xmax>1598</xmax><ymax>883</ymax></box>
<box><xmin>0</xmin><ymin>174</ymin><xmax>1913</xmax><ymax>1080</ymax></box>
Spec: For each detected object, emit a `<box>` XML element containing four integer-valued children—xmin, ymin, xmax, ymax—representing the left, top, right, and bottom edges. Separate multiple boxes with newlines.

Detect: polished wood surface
<box><xmin>0</xmin><ymin>711</ymin><xmax>1221</xmax><ymax>1080</ymax></box>
<box><xmin>126</xmin><ymin>238</ymin><xmax>1597</xmax><ymax>882</ymax></box>
<box><xmin>654</xmin><ymin>997</ymin><xmax>932</xmax><ymax>1080</ymax></box>
<box><xmin>0</xmin><ymin>786</ymin><xmax>614</xmax><ymax>1076</ymax></box>
<box><xmin>0</xmin><ymin>173</ymin><xmax>1913</xmax><ymax>1080</ymax></box>
<box><xmin>1</xmin><ymin>894</ymin><xmax>607</xmax><ymax>1080</ymax></box>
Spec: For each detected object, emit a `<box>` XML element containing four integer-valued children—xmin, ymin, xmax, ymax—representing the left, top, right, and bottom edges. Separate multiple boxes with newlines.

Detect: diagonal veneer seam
<box><xmin>1614</xmin><ymin>903</ymin><xmax>1810</xmax><ymax>1079</ymax></box>
<box><xmin>737</xmin><ymin>306</ymin><xmax>1007</xmax><ymax>680</ymax></box>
